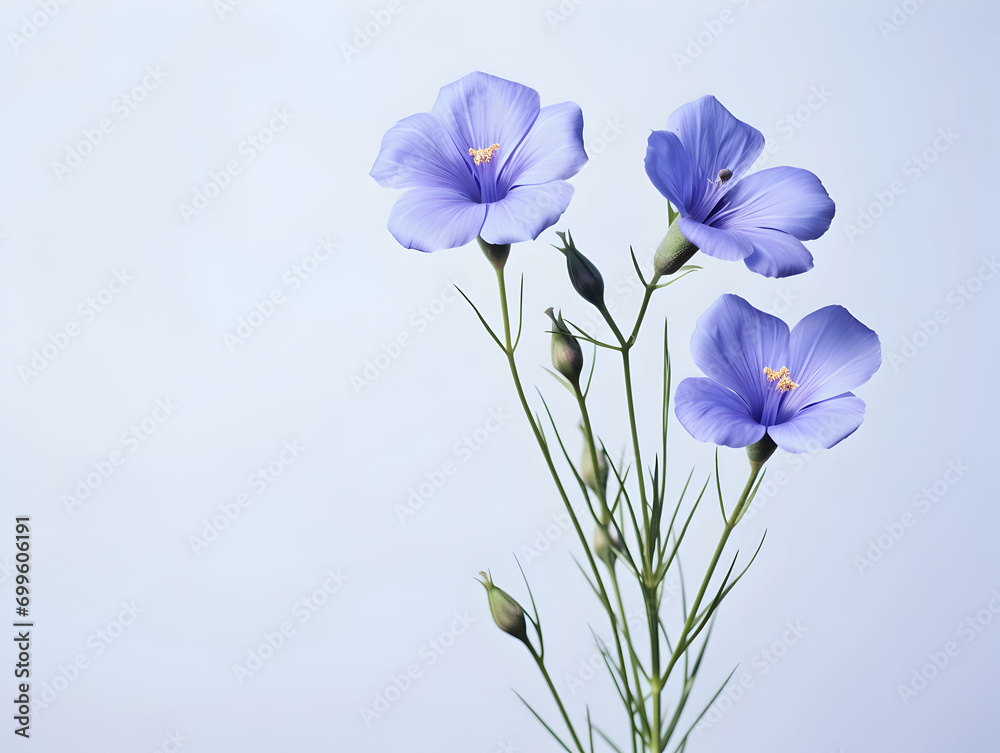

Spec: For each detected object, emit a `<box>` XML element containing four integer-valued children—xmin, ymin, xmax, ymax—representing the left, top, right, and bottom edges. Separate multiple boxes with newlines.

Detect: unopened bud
<box><xmin>554</xmin><ymin>230</ymin><xmax>605</xmax><ymax>309</ymax></box>
<box><xmin>545</xmin><ymin>308</ymin><xmax>583</xmax><ymax>388</ymax></box>
<box><xmin>580</xmin><ymin>444</ymin><xmax>609</xmax><ymax>499</ymax></box>
<box><xmin>593</xmin><ymin>523</ymin><xmax>622</xmax><ymax>568</ymax></box>
<box><xmin>477</xmin><ymin>571</ymin><xmax>530</xmax><ymax>647</ymax></box>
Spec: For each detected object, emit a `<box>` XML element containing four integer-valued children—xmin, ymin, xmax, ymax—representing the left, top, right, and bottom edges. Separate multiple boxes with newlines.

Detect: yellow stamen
<box><xmin>468</xmin><ymin>143</ymin><xmax>500</xmax><ymax>165</ymax></box>
<box><xmin>775</xmin><ymin>376</ymin><xmax>798</xmax><ymax>391</ymax></box>
<box><xmin>764</xmin><ymin>366</ymin><xmax>798</xmax><ymax>392</ymax></box>
<box><xmin>763</xmin><ymin>367</ymin><xmax>787</xmax><ymax>382</ymax></box>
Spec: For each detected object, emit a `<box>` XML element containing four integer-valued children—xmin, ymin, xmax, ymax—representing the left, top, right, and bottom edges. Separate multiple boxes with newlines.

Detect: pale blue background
<box><xmin>1</xmin><ymin>1</ymin><xmax>998</xmax><ymax>751</ymax></box>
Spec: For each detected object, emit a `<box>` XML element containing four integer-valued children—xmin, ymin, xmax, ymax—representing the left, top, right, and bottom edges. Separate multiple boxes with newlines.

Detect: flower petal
<box><xmin>370</xmin><ymin>113</ymin><xmax>478</xmax><ymax>198</ymax></box>
<box><xmin>678</xmin><ymin>217</ymin><xmax>754</xmax><ymax>261</ymax></box>
<box><xmin>665</xmin><ymin>95</ymin><xmax>765</xmax><ymax>218</ymax></box>
<box><xmin>431</xmin><ymin>72</ymin><xmax>540</xmax><ymax>178</ymax></box>
<box><xmin>690</xmin><ymin>294</ymin><xmax>789</xmax><ymax>420</ymax></box>
<box><xmin>479</xmin><ymin>182</ymin><xmax>574</xmax><ymax>245</ymax></box>
<box><xmin>386</xmin><ymin>188</ymin><xmax>487</xmax><ymax>252</ymax></box>
<box><xmin>667</xmin><ymin>96</ymin><xmax>764</xmax><ymax>180</ymax></box>
<box><xmin>767</xmin><ymin>393</ymin><xmax>866</xmax><ymax>453</ymax></box>
<box><xmin>500</xmin><ymin>102</ymin><xmax>587</xmax><ymax>191</ymax></box>
<box><xmin>781</xmin><ymin>306</ymin><xmax>881</xmax><ymax>413</ymax></box>
<box><xmin>739</xmin><ymin>227</ymin><xmax>815</xmax><ymax>278</ymax></box>
<box><xmin>644</xmin><ymin>130</ymin><xmax>698</xmax><ymax>217</ymax></box>
<box><xmin>674</xmin><ymin>378</ymin><xmax>766</xmax><ymax>448</ymax></box>
<box><xmin>707</xmin><ymin>166</ymin><xmax>835</xmax><ymax>241</ymax></box>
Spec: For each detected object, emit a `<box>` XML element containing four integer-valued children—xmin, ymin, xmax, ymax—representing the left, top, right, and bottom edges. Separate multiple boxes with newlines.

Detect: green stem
<box><xmin>608</xmin><ymin>568</ymin><xmax>645</xmax><ymax>753</ymax></box>
<box><xmin>493</xmin><ymin>264</ymin><xmax>628</xmax><ymax>749</ymax></box>
<box><xmin>529</xmin><ymin>644</ymin><xmax>586</xmax><ymax>753</ymax></box>
<box><xmin>659</xmin><ymin>463</ymin><xmax>763</xmax><ymax>695</ymax></box>
<box><xmin>600</xmin><ymin>283</ymin><xmax>665</xmax><ymax>752</ymax></box>
<box><xmin>495</xmin><ymin>265</ymin><xmax>604</xmax><ymax>591</ymax></box>
<box><xmin>621</xmin><ymin>349</ymin><xmax>651</xmax><ymax>568</ymax></box>
<box><xmin>575</xmin><ymin>390</ymin><xmax>608</xmax><ymax>523</ymax></box>
<box><xmin>647</xmin><ymin>582</ymin><xmax>662</xmax><ymax>753</ymax></box>
<box><xmin>597</xmin><ymin>277</ymin><xmax>660</xmax><ymax>572</ymax></box>
<box><xmin>577</xmin><ymin>389</ymin><xmax>643</xmax><ymax>753</ymax></box>
<box><xmin>626</xmin><ymin>275</ymin><xmax>660</xmax><ymax>347</ymax></box>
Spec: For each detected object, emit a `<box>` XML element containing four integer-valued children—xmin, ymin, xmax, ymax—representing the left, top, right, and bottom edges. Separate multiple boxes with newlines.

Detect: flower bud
<box><xmin>554</xmin><ymin>230</ymin><xmax>605</xmax><ymax>309</ymax></box>
<box><xmin>593</xmin><ymin>523</ymin><xmax>622</xmax><ymax>568</ymax></box>
<box><xmin>545</xmin><ymin>308</ymin><xmax>583</xmax><ymax>388</ymax></box>
<box><xmin>653</xmin><ymin>219</ymin><xmax>699</xmax><ymax>278</ymax></box>
<box><xmin>477</xmin><ymin>571</ymin><xmax>530</xmax><ymax>647</ymax></box>
<box><xmin>580</xmin><ymin>443</ymin><xmax>608</xmax><ymax>499</ymax></box>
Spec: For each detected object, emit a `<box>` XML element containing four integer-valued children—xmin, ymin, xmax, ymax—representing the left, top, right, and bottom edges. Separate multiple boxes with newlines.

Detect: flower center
<box><xmin>717</xmin><ymin>168</ymin><xmax>733</xmax><ymax>182</ymax></box>
<box><xmin>764</xmin><ymin>366</ymin><xmax>798</xmax><ymax>392</ymax></box>
<box><xmin>468</xmin><ymin>143</ymin><xmax>500</xmax><ymax>165</ymax></box>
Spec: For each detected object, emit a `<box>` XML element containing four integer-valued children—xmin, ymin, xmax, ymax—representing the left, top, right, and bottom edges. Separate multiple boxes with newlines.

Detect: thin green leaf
<box><xmin>594</xmin><ymin>726</ymin><xmax>626</xmax><ymax>753</ymax></box>
<box><xmin>514</xmin><ymin>554</ymin><xmax>543</xmax><ymax>653</ymax></box>
<box><xmin>605</xmin><ymin>452</ymin><xmax>644</xmax><ymax>564</ymax></box>
<box><xmin>652</xmin><ymin>267</ymin><xmax>700</xmax><ymax>289</ymax></box>
<box><xmin>660</xmin><ymin>617</ymin><xmax>715</xmax><ymax>745</ymax></box>
<box><xmin>659</xmin><ymin>475</ymin><xmax>710</xmax><ymax>577</ymax></box>
<box><xmin>690</xmin><ymin>531</ymin><xmax>767</xmax><ymax>640</ymax></box>
<box><xmin>629</xmin><ymin>245</ymin><xmax>647</xmax><ymax>287</ymax></box>
<box><xmin>660</xmin><ymin>317</ymin><xmax>671</xmax><ymax>504</ymax></box>
<box><xmin>590</xmin><ymin>628</ymin><xmax>630</xmax><ymax>709</ymax></box>
<box><xmin>583</xmin><ymin>343</ymin><xmax>598</xmax><ymax>399</ymax></box>
<box><xmin>514</xmin><ymin>691</ymin><xmax>574</xmax><ymax>753</ymax></box>
<box><xmin>513</xmin><ymin>274</ymin><xmax>526</xmax><ymax>350</ymax></box>
<box><xmin>670</xmin><ymin>665</ymin><xmax>739</xmax><ymax>753</ymax></box>
<box><xmin>715</xmin><ymin>449</ymin><xmax>726</xmax><ymax>523</ymax></box>
<box><xmin>681</xmin><ymin>551</ymin><xmax>741</xmax><ymax>654</ymax></box>
<box><xmin>535</xmin><ymin>389</ymin><xmax>598</xmax><ymax>524</ymax></box>
<box><xmin>733</xmin><ymin>468</ymin><xmax>768</xmax><ymax>526</ymax></box>
<box><xmin>563</xmin><ymin>319</ymin><xmax>620</xmax><ymax>351</ymax></box>
<box><xmin>649</xmin><ymin>457</ymin><xmax>663</xmax><ymax>562</ymax></box>
<box><xmin>657</xmin><ymin>611</ymin><xmax>675</xmax><ymax>657</ymax></box>
<box><xmin>675</xmin><ymin>545</ymin><xmax>689</xmax><ymax>629</ymax></box>
<box><xmin>661</xmin><ymin>467</ymin><xmax>694</xmax><ymax>547</ymax></box>
<box><xmin>454</xmin><ymin>284</ymin><xmax>504</xmax><ymax>351</ymax></box>
<box><xmin>542</xmin><ymin>366</ymin><xmax>580</xmax><ymax>398</ymax></box>
<box><xmin>572</xmin><ymin>555</ymin><xmax>606</xmax><ymax>609</ymax></box>
<box><xmin>586</xmin><ymin>706</ymin><xmax>594</xmax><ymax>753</ymax></box>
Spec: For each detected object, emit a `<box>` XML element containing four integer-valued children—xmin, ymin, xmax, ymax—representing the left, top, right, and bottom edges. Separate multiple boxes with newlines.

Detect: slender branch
<box><xmin>529</xmin><ymin>644</ymin><xmax>587</xmax><ymax>753</ymax></box>
<box><xmin>659</xmin><ymin>463</ymin><xmax>763</xmax><ymax>689</ymax></box>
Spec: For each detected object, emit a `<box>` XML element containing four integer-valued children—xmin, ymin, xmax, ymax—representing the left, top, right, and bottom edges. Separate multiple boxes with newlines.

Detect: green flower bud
<box><xmin>593</xmin><ymin>523</ymin><xmax>621</xmax><ymax>568</ymax></box>
<box><xmin>580</xmin><ymin>443</ymin><xmax>608</xmax><ymax>499</ymax></box>
<box><xmin>653</xmin><ymin>218</ymin><xmax>699</xmax><ymax>278</ymax></box>
<box><xmin>477</xmin><ymin>571</ymin><xmax>530</xmax><ymax>647</ymax></box>
<box><xmin>554</xmin><ymin>230</ymin><xmax>605</xmax><ymax>309</ymax></box>
<box><xmin>545</xmin><ymin>308</ymin><xmax>583</xmax><ymax>388</ymax></box>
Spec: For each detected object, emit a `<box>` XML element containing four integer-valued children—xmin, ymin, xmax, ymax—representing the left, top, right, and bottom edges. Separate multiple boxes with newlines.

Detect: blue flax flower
<box><xmin>675</xmin><ymin>294</ymin><xmax>880</xmax><ymax>453</ymax></box>
<box><xmin>371</xmin><ymin>71</ymin><xmax>587</xmax><ymax>252</ymax></box>
<box><xmin>645</xmin><ymin>96</ymin><xmax>835</xmax><ymax>277</ymax></box>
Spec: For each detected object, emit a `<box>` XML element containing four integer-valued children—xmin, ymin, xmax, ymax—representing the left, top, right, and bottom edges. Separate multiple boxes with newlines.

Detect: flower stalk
<box><xmin>373</xmin><ymin>75</ymin><xmax>877</xmax><ymax>753</ymax></box>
